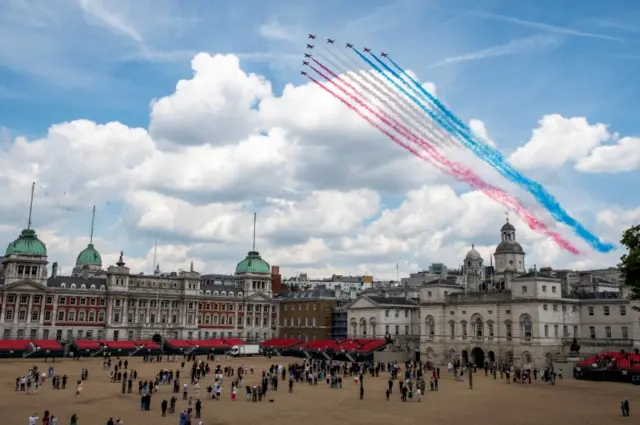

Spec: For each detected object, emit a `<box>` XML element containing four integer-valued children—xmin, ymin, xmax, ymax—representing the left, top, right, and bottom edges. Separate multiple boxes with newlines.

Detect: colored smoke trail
<box><xmin>308</xmin><ymin>63</ymin><xmax>580</xmax><ymax>254</ymax></box>
<box><xmin>351</xmin><ymin>48</ymin><xmax>612</xmax><ymax>253</ymax></box>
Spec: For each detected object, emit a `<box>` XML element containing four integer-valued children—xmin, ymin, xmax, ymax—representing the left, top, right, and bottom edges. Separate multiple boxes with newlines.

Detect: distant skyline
<box><xmin>0</xmin><ymin>0</ymin><xmax>638</xmax><ymax>279</ymax></box>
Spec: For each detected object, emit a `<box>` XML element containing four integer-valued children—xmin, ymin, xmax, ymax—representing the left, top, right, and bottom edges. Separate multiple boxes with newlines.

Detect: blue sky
<box><xmin>0</xmin><ymin>0</ymin><xmax>639</xmax><ymax>276</ymax></box>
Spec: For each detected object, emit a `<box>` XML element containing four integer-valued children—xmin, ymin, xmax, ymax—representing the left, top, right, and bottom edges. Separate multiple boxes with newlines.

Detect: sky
<box><xmin>0</xmin><ymin>0</ymin><xmax>639</xmax><ymax>279</ymax></box>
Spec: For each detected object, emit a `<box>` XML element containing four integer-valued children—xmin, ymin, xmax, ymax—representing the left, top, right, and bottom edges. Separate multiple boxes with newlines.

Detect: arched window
<box><xmin>238</xmin><ymin>292</ymin><xmax>243</xmax><ymax>297</ymax></box>
<box><xmin>460</xmin><ymin>320</ymin><xmax>468</xmax><ymax>340</ymax></box>
<box><xmin>425</xmin><ymin>315</ymin><xmax>435</xmax><ymax>340</ymax></box>
<box><xmin>523</xmin><ymin>351</ymin><xmax>532</xmax><ymax>364</ymax></box>
<box><xmin>221</xmin><ymin>291</ymin><xmax>226</xmax><ymax>296</ymax></box>
<box><xmin>213</xmin><ymin>291</ymin><xmax>219</xmax><ymax>296</ymax></box>
<box><xmin>100</xmin><ymin>285</ymin><xmax>105</xmax><ymax>291</ymax></box>
<box><xmin>350</xmin><ymin>319</ymin><xmax>357</xmax><ymax>337</ymax></box>
<box><xmin>90</xmin><ymin>284</ymin><xmax>95</xmax><ymax>290</ymax></box>
<box><xmin>520</xmin><ymin>314</ymin><xmax>532</xmax><ymax>341</ymax></box>
<box><xmin>228</xmin><ymin>291</ymin><xmax>234</xmax><ymax>297</ymax></box>
<box><xmin>60</xmin><ymin>283</ymin><xmax>66</xmax><ymax>288</ymax></box>
<box><xmin>471</xmin><ymin>314</ymin><xmax>483</xmax><ymax>340</ymax></box>
<box><xmin>359</xmin><ymin>318</ymin><xmax>367</xmax><ymax>336</ymax></box>
<box><xmin>369</xmin><ymin>318</ymin><xmax>377</xmax><ymax>337</ymax></box>
<box><xmin>206</xmin><ymin>290</ymin><xmax>211</xmax><ymax>295</ymax></box>
<box><xmin>80</xmin><ymin>284</ymin><xmax>86</xmax><ymax>290</ymax></box>
<box><xmin>70</xmin><ymin>283</ymin><xmax>76</xmax><ymax>289</ymax></box>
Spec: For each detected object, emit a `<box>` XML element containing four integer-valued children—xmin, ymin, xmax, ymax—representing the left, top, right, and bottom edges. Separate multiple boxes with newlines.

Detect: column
<box><xmin>13</xmin><ymin>294</ymin><xmax>19</xmax><ymax>324</ymax></box>
<box><xmin>0</xmin><ymin>294</ymin><xmax>6</xmax><ymax>325</ymax></box>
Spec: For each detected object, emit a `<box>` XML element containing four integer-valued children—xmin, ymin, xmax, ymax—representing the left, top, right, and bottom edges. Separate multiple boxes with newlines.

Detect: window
<box><xmin>573</xmin><ymin>325</ymin><xmax>578</xmax><ymax>337</ymax></box>
<box><xmin>604</xmin><ymin>306</ymin><xmax>610</xmax><ymax>316</ymax></box>
<box><xmin>80</xmin><ymin>297</ymin><xmax>86</xmax><ymax>305</ymax></box>
<box><xmin>19</xmin><ymin>310</ymin><xmax>26</xmax><ymax>321</ymax></box>
<box><xmin>521</xmin><ymin>286</ymin><xmax>527</xmax><ymax>294</ymax></box>
<box><xmin>543</xmin><ymin>304</ymin><xmax>548</xmax><ymax>311</ymax></box>
<box><xmin>589</xmin><ymin>326</ymin><xmax>596</xmax><ymax>339</ymax></box>
<box><xmin>113</xmin><ymin>330</ymin><xmax>119</xmax><ymax>341</ymax></box>
<box><xmin>86</xmin><ymin>330</ymin><xmax>93</xmax><ymax>340</ymax></box>
<box><xmin>44</xmin><ymin>311</ymin><xmax>51</xmax><ymax>321</ymax></box>
<box><xmin>572</xmin><ymin>305</ymin><xmax>578</xmax><ymax>313</ymax></box>
<box><xmin>31</xmin><ymin>310</ymin><xmax>39</xmax><ymax>321</ymax></box>
<box><xmin>4</xmin><ymin>310</ymin><xmax>12</xmax><ymax>321</ymax></box>
<box><xmin>588</xmin><ymin>306</ymin><xmax>594</xmax><ymax>316</ymax></box>
<box><xmin>68</xmin><ymin>311</ymin><xmax>75</xmax><ymax>321</ymax></box>
<box><xmin>43</xmin><ymin>329</ymin><xmax>50</xmax><ymax>339</ymax></box>
<box><xmin>563</xmin><ymin>325</ymin><xmax>568</xmax><ymax>337</ymax></box>
<box><xmin>622</xmin><ymin>326</ymin><xmax>629</xmax><ymax>340</ymax></box>
<box><xmin>33</xmin><ymin>296</ymin><xmax>41</xmax><ymax>304</ymax></box>
<box><xmin>551</xmin><ymin>286</ymin><xmax>556</xmax><ymax>293</ymax></box>
<box><xmin>487</xmin><ymin>321</ymin><xmax>494</xmax><ymax>340</ymax></box>
<box><xmin>89</xmin><ymin>311</ymin><xmax>95</xmax><ymax>322</ymax></box>
<box><xmin>522</xmin><ymin>316</ymin><xmax>532</xmax><ymax>341</ymax></box>
<box><xmin>20</xmin><ymin>295</ymin><xmax>28</xmax><ymax>304</ymax></box>
<box><xmin>449</xmin><ymin>321</ymin><xmax>455</xmax><ymax>339</ymax></box>
<box><xmin>461</xmin><ymin>321</ymin><xmax>467</xmax><ymax>340</ymax></box>
<box><xmin>394</xmin><ymin>309</ymin><xmax>399</xmax><ymax>318</ymax></box>
<box><xmin>404</xmin><ymin>310</ymin><xmax>409</xmax><ymax>318</ymax></box>
<box><xmin>542</xmin><ymin>285</ymin><xmax>547</xmax><ymax>292</ymax></box>
<box><xmin>506</xmin><ymin>322</ymin><xmax>512</xmax><ymax>341</ymax></box>
<box><xmin>57</xmin><ymin>311</ymin><xmax>65</xmax><ymax>321</ymax></box>
<box><xmin>384</xmin><ymin>309</ymin><xmax>389</xmax><ymax>317</ymax></box>
<box><xmin>605</xmin><ymin>326</ymin><xmax>612</xmax><ymax>339</ymax></box>
<box><xmin>70</xmin><ymin>297</ymin><xmax>76</xmax><ymax>305</ymax></box>
<box><xmin>553</xmin><ymin>304</ymin><xmax>558</xmax><ymax>311</ymax></box>
<box><xmin>544</xmin><ymin>325</ymin><xmax>549</xmax><ymax>337</ymax></box>
<box><xmin>474</xmin><ymin>318</ymin><xmax>483</xmax><ymax>339</ymax></box>
<box><xmin>30</xmin><ymin>329</ymin><xmax>37</xmax><ymax>339</ymax></box>
<box><xmin>395</xmin><ymin>325</ymin><xmax>399</xmax><ymax>335</ymax></box>
<box><xmin>46</xmin><ymin>296</ymin><xmax>53</xmax><ymax>304</ymax></box>
<box><xmin>553</xmin><ymin>324</ymin><xmax>558</xmax><ymax>337</ymax></box>
<box><xmin>562</xmin><ymin>305</ymin><xmax>566</xmax><ymax>312</ymax></box>
<box><xmin>620</xmin><ymin>305</ymin><xmax>627</xmax><ymax>316</ymax></box>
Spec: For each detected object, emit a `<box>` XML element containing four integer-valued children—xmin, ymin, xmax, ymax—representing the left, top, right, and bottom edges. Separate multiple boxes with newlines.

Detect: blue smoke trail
<box><xmin>350</xmin><ymin>48</ymin><xmax>613</xmax><ymax>253</ymax></box>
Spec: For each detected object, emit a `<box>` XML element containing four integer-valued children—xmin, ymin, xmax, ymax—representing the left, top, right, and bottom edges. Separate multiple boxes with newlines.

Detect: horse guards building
<box><xmin>0</xmin><ymin>215</ymin><xmax>638</xmax><ymax>367</ymax></box>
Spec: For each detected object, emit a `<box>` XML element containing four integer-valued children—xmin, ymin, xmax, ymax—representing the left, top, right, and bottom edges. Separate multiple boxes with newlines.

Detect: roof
<box><xmin>495</xmin><ymin>240</ymin><xmax>525</xmax><ymax>254</ymax></box>
<box><xmin>235</xmin><ymin>251</ymin><xmax>270</xmax><ymax>274</ymax></box>
<box><xmin>5</xmin><ymin>229</ymin><xmax>47</xmax><ymax>256</ymax></box>
<box><xmin>465</xmin><ymin>246</ymin><xmax>482</xmax><ymax>260</ymax></box>
<box><xmin>76</xmin><ymin>243</ymin><xmax>102</xmax><ymax>266</ymax></box>
<box><xmin>47</xmin><ymin>275</ymin><xmax>107</xmax><ymax>288</ymax></box>
<box><xmin>501</xmin><ymin>221</ymin><xmax>515</xmax><ymax>232</ymax></box>
<box><xmin>277</xmin><ymin>288</ymin><xmax>339</xmax><ymax>301</ymax></box>
<box><xmin>366</xmin><ymin>296</ymin><xmax>417</xmax><ymax>306</ymax></box>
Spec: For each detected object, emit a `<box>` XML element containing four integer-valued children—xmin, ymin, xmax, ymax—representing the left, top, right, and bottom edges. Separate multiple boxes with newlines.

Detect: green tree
<box><xmin>618</xmin><ymin>225</ymin><xmax>640</xmax><ymax>308</ymax></box>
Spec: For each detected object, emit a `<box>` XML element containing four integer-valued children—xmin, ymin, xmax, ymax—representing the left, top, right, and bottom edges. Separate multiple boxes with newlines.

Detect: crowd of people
<box><xmin>13</xmin><ymin>350</ymin><xmax>633</xmax><ymax>424</ymax></box>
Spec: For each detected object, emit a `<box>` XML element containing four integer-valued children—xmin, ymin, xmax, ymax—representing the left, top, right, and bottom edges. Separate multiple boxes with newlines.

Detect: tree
<box><xmin>618</xmin><ymin>225</ymin><xmax>640</xmax><ymax>309</ymax></box>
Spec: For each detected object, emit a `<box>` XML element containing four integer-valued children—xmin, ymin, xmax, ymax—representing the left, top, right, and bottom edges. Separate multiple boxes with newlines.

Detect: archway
<box><xmin>462</xmin><ymin>350</ymin><xmax>469</xmax><ymax>365</ymax></box>
<box><xmin>545</xmin><ymin>352</ymin><xmax>553</xmax><ymax>366</ymax></box>
<box><xmin>449</xmin><ymin>349</ymin><xmax>456</xmax><ymax>361</ymax></box>
<box><xmin>426</xmin><ymin>347</ymin><xmax>435</xmax><ymax>360</ymax></box>
<box><xmin>488</xmin><ymin>351</ymin><xmax>495</xmax><ymax>363</ymax></box>
<box><xmin>152</xmin><ymin>333</ymin><xmax>163</xmax><ymax>344</ymax></box>
<box><xmin>471</xmin><ymin>347</ymin><xmax>485</xmax><ymax>366</ymax></box>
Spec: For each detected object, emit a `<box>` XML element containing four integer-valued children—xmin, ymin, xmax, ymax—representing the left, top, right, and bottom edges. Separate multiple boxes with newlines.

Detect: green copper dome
<box><xmin>76</xmin><ymin>243</ymin><xmax>102</xmax><ymax>266</ymax></box>
<box><xmin>235</xmin><ymin>251</ymin><xmax>270</xmax><ymax>274</ymax></box>
<box><xmin>5</xmin><ymin>229</ymin><xmax>47</xmax><ymax>256</ymax></box>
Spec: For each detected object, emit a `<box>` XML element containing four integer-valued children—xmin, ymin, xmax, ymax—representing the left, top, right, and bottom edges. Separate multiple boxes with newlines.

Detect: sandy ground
<box><xmin>0</xmin><ymin>356</ymin><xmax>633</xmax><ymax>425</ymax></box>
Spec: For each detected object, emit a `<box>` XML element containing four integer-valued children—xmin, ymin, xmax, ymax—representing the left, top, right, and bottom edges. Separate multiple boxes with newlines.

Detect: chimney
<box><xmin>381</xmin><ymin>288</ymin><xmax>388</xmax><ymax>298</ymax></box>
<box><xmin>334</xmin><ymin>286</ymin><xmax>342</xmax><ymax>299</ymax></box>
<box><xmin>52</xmin><ymin>262</ymin><xmax>58</xmax><ymax>278</ymax></box>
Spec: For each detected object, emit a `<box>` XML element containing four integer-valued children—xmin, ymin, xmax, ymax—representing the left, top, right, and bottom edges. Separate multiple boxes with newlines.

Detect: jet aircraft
<box><xmin>308</xmin><ymin>34</ymin><xmax>316</xmax><ymax>39</ymax></box>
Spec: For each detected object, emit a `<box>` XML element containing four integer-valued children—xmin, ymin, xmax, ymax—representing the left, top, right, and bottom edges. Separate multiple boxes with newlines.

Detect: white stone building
<box><xmin>0</xmin><ymin>224</ymin><xmax>278</xmax><ymax>342</ymax></box>
<box><xmin>348</xmin><ymin>220</ymin><xmax>640</xmax><ymax>367</ymax></box>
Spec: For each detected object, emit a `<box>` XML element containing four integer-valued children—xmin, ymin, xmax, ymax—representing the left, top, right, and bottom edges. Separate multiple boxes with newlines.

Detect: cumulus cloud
<box><xmin>509</xmin><ymin>114</ymin><xmax>610</xmax><ymax>169</ymax></box>
<box><xmin>576</xmin><ymin>136</ymin><xmax>640</xmax><ymax>173</ymax></box>
<box><xmin>0</xmin><ymin>53</ymin><xmax>631</xmax><ymax>280</ymax></box>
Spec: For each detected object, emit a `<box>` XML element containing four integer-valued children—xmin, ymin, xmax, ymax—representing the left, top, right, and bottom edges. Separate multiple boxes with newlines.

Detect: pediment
<box><xmin>246</xmin><ymin>292</ymin><xmax>273</xmax><ymax>302</ymax></box>
<box><xmin>349</xmin><ymin>296</ymin><xmax>377</xmax><ymax>309</ymax></box>
<box><xmin>3</xmin><ymin>279</ymin><xmax>46</xmax><ymax>292</ymax></box>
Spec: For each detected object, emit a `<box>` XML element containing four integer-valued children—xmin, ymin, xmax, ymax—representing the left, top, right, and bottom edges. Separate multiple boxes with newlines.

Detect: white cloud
<box><xmin>257</xmin><ymin>17</ymin><xmax>299</xmax><ymax>41</ymax></box>
<box><xmin>0</xmin><ymin>52</ymin><xmax>629</xmax><ymax>281</ymax></box>
<box><xmin>469</xmin><ymin>119</ymin><xmax>496</xmax><ymax>147</ymax></box>
<box><xmin>576</xmin><ymin>136</ymin><xmax>640</xmax><ymax>173</ymax></box>
<box><xmin>509</xmin><ymin>114</ymin><xmax>611</xmax><ymax>169</ymax></box>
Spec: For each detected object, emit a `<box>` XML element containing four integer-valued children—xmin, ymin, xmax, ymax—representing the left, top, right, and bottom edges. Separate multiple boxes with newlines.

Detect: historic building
<box><xmin>0</xmin><ymin>222</ymin><xmax>278</xmax><ymax>342</ymax></box>
<box><xmin>347</xmin><ymin>219</ymin><xmax>640</xmax><ymax>367</ymax></box>
<box><xmin>276</xmin><ymin>287</ymin><xmax>354</xmax><ymax>342</ymax></box>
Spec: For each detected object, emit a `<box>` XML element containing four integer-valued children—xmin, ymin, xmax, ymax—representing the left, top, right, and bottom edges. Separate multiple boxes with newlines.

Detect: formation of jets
<box><xmin>302</xmin><ymin>36</ymin><xmax>388</xmax><ymax>78</ymax></box>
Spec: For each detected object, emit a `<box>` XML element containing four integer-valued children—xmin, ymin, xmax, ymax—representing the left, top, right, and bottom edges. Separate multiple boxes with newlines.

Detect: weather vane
<box><xmin>505</xmin><ymin>211</ymin><xmax>510</xmax><ymax>223</ymax></box>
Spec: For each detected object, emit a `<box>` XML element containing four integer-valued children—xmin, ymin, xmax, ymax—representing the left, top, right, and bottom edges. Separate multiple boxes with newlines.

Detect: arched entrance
<box><xmin>462</xmin><ymin>350</ymin><xmax>469</xmax><ymax>365</ymax></box>
<box><xmin>488</xmin><ymin>351</ymin><xmax>495</xmax><ymax>363</ymax></box>
<box><xmin>545</xmin><ymin>352</ymin><xmax>553</xmax><ymax>366</ymax></box>
<box><xmin>152</xmin><ymin>333</ymin><xmax>163</xmax><ymax>344</ymax></box>
<box><xmin>471</xmin><ymin>347</ymin><xmax>485</xmax><ymax>366</ymax></box>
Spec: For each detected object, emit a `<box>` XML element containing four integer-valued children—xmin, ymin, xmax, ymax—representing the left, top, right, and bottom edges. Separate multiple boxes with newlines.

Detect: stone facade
<box><xmin>348</xmin><ymin>220</ymin><xmax>640</xmax><ymax>367</ymax></box>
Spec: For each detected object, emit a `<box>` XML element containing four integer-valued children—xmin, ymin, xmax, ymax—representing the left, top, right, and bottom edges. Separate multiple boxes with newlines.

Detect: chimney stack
<box><xmin>52</xmin><ymin>262</ymin><xmax>58</xmax><ymax>278</ymax></box>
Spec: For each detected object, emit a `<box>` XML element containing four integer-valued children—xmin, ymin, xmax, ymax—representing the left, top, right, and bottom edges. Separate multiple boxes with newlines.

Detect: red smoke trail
<box><xmin>306</xmin><ymin>72</ymin><xmax>579</xmax><ymax>254</ymax></box>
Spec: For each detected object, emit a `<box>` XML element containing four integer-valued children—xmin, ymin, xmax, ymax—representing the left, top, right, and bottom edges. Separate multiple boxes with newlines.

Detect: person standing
<box><xmin>29</xmin><ymin>413</ymin><xmax>38</xmax><ymax>425</ymax></box>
